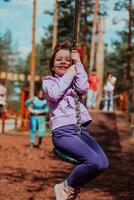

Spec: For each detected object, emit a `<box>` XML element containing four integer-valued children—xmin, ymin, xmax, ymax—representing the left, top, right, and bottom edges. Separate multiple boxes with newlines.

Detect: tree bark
<box><xmin>30</xmin><ymin>0</ymin><xmax>36</xmax><ymax>97</ymax></box>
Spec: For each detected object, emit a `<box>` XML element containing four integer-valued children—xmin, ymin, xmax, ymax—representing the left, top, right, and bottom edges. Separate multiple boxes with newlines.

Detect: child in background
<box><xmin>25</xmin><ymin>89</ymin><xmax>48</xmax><ymax>148</ymax></box>
<box><xmin>42</xmin><ymin>42</ymin><xmax>109</xmax><ymax>200</ymax></box>
<box><xmin>86</xmin><ymin>68</ymin><xmax>99</xmax><ymax>109</ymax></box>
<box><xmin>103</xmin><ymin>72</ymin><xmax>117</xmax><ymax>112</ymax></box>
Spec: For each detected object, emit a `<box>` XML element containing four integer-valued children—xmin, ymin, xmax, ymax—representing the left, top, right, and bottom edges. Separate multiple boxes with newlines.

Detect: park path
<box><xmin>0</xmin><ymin>111</ymin><xmax>133</xmax><ymax>200</ymax></box>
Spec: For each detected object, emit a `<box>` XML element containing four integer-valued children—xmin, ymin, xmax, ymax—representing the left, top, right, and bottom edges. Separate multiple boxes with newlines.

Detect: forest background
<box><xmin>0</xmin><ymin>0</ymin><xmax>134</xmax><ymax>112</ymax></box>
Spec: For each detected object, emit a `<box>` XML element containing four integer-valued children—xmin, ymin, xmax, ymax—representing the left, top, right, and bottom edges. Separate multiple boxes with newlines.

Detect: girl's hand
<box><xmin>71</xmin><ymin>50</ymin><xmax>82</xmax><ymax>64</ymax></box>
<box><xmin>67</xmin><ymin>64</ymin><xmax>77</xmax><ymax>76</ymax></box>
<box><xmin>35</xmin><ymin>110</ymin><xmax>44</xmax><ymax>115</ymax></box>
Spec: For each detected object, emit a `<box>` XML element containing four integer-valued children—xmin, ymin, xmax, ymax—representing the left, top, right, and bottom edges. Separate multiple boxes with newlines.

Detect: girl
<box><xmin>42</xmin><ymin>43</ymin><xmax>109</xmax><ymax>200</ymax></box>
<box><xmin>25</xmin><ymin>89</ymin><xmax>48</xmax><ymax>148</ymax></box>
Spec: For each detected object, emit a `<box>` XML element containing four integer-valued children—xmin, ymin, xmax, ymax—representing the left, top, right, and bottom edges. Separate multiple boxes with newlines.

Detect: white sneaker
<box><xmin>109</xmin><ymin>107</ymin><xmax>113</xmax><ymax>112</ymax></box>
<box><xmin>54</xmin><ymin>182</ymin><xmax>80</xmax><ymax>200</ymax></box>
<box><xmin>103</xmin><ymin>107</ymin><xmax>107</xmax><ymax>111</ymax></box>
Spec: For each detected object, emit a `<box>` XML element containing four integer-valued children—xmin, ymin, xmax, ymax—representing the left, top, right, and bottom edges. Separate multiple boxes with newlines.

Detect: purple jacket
<box><xmin>42</xmin><ymin>63</ymin><xmax>92</xmax><ymax>130</ymax></box>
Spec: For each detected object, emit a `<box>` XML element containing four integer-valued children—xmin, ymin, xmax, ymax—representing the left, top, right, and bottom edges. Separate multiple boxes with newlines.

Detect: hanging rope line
<box><xmin>72</xmin><ymin>0</ymin><xmax>79</xmax><ymax>50</ymax></box>
<box><xmin>53</xmin><ymin>0</ymin><xmax>81</xmax><ymax>164</ymax></box>
<box><xmin>72</xmin><ymin>0</ymin><xmax>82</xmax><ymax>137</ymax></box>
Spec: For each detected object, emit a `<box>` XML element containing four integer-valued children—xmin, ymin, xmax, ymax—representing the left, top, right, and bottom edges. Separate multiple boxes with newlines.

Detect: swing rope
<box><xmin>53</xmin><ymin>0</ymin><xmax>81</xmax><ymax>164</ymax></box>
<box><xmin>72</xmin><ymin>0</ymin><xmax>82</xmax><ymax>138</ymax></box>
<box><xmin>72</xmin><ymin>83</ymin><xmax>82</xmax><ymax>137</ymax></box>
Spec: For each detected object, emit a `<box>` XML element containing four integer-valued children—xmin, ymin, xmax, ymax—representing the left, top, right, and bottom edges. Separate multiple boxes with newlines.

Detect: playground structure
<box><xmin>0</xmin><ymin>89</ymin><xmax>29</xmax><ymax>134</ymax></box>
<box><xmin>0</xmin><ymin>88</ymin><xmax>51</xmax><ymax>134</ymax></box>
<box><xmin>0</xmin><ymin>88</ymin><xmax>130</xmax><ymax>134</ymax></box>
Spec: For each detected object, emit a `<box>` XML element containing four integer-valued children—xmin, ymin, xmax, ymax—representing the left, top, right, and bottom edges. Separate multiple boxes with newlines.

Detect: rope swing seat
<box><xmin>53</xmin><ymin>147</ymin><xmax>80</xmax><ymax>165</ymax></box>
<box><xmin>53</xmin><ymin>0</ymin><xmax>81</xmax><ymax>165</ymax></box>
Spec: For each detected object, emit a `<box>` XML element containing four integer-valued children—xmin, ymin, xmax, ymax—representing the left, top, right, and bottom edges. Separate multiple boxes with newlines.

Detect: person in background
<box><xmin>103</xmin><ymin>72</ymin><xmax>117</xmax><ymax>112</ymax></box>
<box><xmin>86</xmin><ymin>68</ymin><xmax>99</xmax><ymax>109</ymax></box>
<box><xmin>25</xmin><ymin>89</ymin><xmax>49</xmax><ymax>148</ymax></box>
<box><xmin>42</xmin><ymin>42</ymin><xmax>109</xmax><ymax>200</ymax></box>
<box><xmin>0</xmin><ymin>80</ymin><xmax>7</xmax><ymax>117</ymax></box>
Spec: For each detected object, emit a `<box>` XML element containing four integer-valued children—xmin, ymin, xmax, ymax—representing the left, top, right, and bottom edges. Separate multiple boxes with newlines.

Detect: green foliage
<box><xmin>0</xmin><ymin>31</ymin><xmax>12</xmax><ymax>71</ymax></box>
<box><xmin>114</xmin><ymin>1</ymin><xmax>128</xmax><ymax>11</ymax></box>
<box><xmin>57</xmin><ymin>0</ymin><xmax>74</xmax><ymax>42</ymax></box>
<box><xmin>39</xmin><ymin>0</ymin><xmax>94</xmax><ymax>73</ymax></box>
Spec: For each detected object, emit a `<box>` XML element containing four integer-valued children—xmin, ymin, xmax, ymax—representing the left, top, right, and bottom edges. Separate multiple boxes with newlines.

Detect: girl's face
<box><xmin>38</xmin><ymin>90</ymin><xmax>44</xmax><ymax>98</ymax></box>
<box><xmin>52</xmin><ymin>49</ymin><xmax>71</xmax><ymax>76</ymax></box>
<box><xmin>107</xmin><ymin>74</ymin><xmax>112</xmax><ymax>81</ymax></box>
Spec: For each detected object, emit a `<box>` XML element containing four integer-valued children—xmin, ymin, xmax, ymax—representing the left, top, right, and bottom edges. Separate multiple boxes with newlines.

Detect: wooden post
<box><xmin>29</xmin><ymin>0</ymin><xmax>36</xmax><ymax>97</ymax></box>
<box><xmin>20</xmin><ymin>90</ymin><xmax>25</xmax><ymax>130</ymax></box>
<box><xmin>14</xmin><ymin>113</ymin><xmax>18</xmax><ymax>130</ymax></box>
<box><xmin>1</xmin><ymin>112</ymin><xmax>6</xmax><ymax>134</ymax></box>
<box><xmin>52</xmin><ymin>0</ymin><xmax>58</xmax><ymax>50</ymax></box>
<box><xmin>96</xmin><ymin>16</ymin><xmax>105</xmax><ymax>108</ymax></box>
<box><xmin>82</xmin><ymin>0</ymin><xmax>88</xmax><ymax>71</ymax></box>
<box><xmin>89</xmin><ymin>0</ymin><xmax>99</xmax><ymax>72</ymax></box>
<box><xmin>20</xmin><ymin>89</ymin><xmax>29</xmax><ymax>131</ymax></box>
<box><xmin>77</xmin><ymin>0</ymin><xmax>81</xmax><ymax>47</ymax></box>
<box><xmin>119</xmin><ymin>92</ymin><xmax>128</xmax><ymax>111</ymax></box>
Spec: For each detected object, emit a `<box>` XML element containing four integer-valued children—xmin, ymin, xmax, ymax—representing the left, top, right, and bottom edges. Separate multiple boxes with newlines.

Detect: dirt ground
<box><xmin>0</xmin><ymin>111</ymin><xmax>134</xmax><ymax>200</ymax></box>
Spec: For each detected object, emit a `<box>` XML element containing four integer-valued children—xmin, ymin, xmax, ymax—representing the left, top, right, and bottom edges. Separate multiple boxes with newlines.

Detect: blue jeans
<box><xmin>52</xmin><ymin>124</ymin><xmax>109</xmax><ymax>187</ymax></box>
<box><xmin>86</xmin><ymin>89</ymin><xmax>97</xmax><ymax>108</ymax></box>
<box><xmin>103</xmin><ymin>91</ymin><xmax>113</xmax><ymax>111</ymax></box>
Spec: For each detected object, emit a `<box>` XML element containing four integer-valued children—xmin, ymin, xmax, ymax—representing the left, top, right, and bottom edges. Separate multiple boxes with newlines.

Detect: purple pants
<box><xmin>52</xmin><ymin>124</ymin><xmax>109</xmax><ymax>187</ymax></box>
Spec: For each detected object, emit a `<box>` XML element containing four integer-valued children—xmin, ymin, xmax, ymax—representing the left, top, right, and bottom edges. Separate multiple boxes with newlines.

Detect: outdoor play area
<box><xmin>0</xmin><ymin>111</ymin><xmax>134</xmax><ymax>200</ymax></box>
<box><xmin>0</xmin><ymin>0</ymin><xmax>134</xmax><ymax>200</ymax></box>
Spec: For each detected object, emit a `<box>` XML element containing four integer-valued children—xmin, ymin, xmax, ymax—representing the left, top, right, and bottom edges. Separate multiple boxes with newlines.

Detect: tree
<box><xmin>0</xmin><ymin>31</ymin><xmax>12</xmax><ymax>72</ymax></box>
<box><xmin>106</xmin><ymin>0</ymin><xmax>134</xmax><ymax>105</ymax></box>
<box><xmin>105</xmin><ymin>28</ymin><xmax>134</xmax><ymax>107</ymax></box>
<box><xmin>39</xmin><ymin>0</ymin><xmax>94</xmax><ymax>73</ymax></box>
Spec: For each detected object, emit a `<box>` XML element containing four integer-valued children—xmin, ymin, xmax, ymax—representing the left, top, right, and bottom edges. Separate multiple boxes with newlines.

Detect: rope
<box><xmin>72</xmin><ymin>0</ymin><xmax>82</xmax><ymax>137</ymax></box>
<box><xmin>72</xmin><ymin>81</ymin><xmax>82</xmax><ymax>137</ymax></box>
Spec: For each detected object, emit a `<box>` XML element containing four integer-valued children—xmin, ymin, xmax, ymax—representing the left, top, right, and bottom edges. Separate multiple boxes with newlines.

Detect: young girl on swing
<box><xmin>42</xmin><ymin>42</ymin><xmax>109</xmax><ymax>200</ymax></box>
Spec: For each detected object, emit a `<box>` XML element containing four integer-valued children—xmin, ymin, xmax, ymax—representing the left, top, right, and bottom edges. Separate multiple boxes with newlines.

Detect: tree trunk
<box><xmin>89</xmin><ymin>0</ymin><xmax>99</xmax><ymax>73</ymax></box>
<box><xmin>30</xmin><ymin>0</ymin><xmax>36</xmax><ymax>97</ymax></box>
<box><xmin>82</xmin><ymin>0</ymin><xmax>88</xmax><ymax>71</ymax></box>
<box><xmin>52</xmin><ymin>0</ymin><xmax>58</xmax><ymax>50</ymax></box>
<box><xmin>96</xmin><ymin>16</ymin><xmax>105</xmax><ymax>108</ymax></box>
<box><xmin>128</xmin><ymin>0</ymin><xmax>133</xmax><ymax>104</ymax></box>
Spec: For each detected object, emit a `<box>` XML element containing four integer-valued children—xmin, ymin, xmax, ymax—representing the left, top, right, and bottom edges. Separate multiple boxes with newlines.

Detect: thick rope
<box><xmin>71</xmin><ymin>0</ymin><xmax>82</xmax><ymax>137</ymax></box>
<box><xmin>72</xmin><ymin>81</ymin><xmax>82</xmax><ymax>137</ymax></box>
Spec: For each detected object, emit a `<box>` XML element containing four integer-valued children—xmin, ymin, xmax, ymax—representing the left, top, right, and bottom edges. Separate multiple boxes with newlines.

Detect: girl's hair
<box><xmin>107</xmin><ymin>72</ymin><xmax>113</xmax><ymax>77</ymax></box>
<box><xmin>49</xmin><ymin>42</ymin><xmax>72</xmax><ymax>76</ymax></box>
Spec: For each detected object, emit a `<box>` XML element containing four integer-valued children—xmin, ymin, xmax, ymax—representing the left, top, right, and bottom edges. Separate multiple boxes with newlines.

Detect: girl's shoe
<box><xmin>29</xmin><ymin>143</ymin><xmax>34</xmax><ymax>149</ymax></box>
<box><xmin>109</xmin><ymin>107</ymin><xmax>113</xmax><ymax>112</ymax></box>
<box><xmin>54</xmin><ymin>182</ymin><xmax>80</xmax><ymax>200</ymax></box>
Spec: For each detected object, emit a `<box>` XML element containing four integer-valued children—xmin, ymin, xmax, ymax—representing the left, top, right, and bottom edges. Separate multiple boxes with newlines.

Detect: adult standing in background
<box><xmin>86</xmin><ymin>68</ymin><xmax>99</xmax><ymax>109</ymax></box>
<box><xmin>103</xmin><ymin>72</ymin><xmax>117</xmax><ymax>112</ymax></box>
<box><xmin>25</xmin><ymin>89</ymin><xmax>49</xmax><ymax>148</ymax></box>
